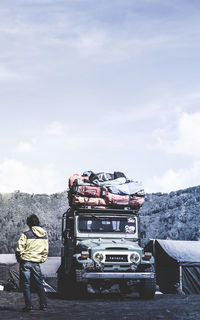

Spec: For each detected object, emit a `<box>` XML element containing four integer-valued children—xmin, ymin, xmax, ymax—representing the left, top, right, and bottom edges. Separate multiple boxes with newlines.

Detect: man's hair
<box><xmin>26</xmin><ymin>214</ymin><xmax>40</xmax><ymax>228</ymax></box>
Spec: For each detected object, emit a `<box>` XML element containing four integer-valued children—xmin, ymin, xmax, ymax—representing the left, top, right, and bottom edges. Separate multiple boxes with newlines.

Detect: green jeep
<box><xmin>58</xmin><ymin>207</ymin><xmax>155</xmax><ymax>299</ymax></box>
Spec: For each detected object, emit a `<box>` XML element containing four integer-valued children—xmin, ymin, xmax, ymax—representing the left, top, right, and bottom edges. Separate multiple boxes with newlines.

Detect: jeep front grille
<box><xmin>105</xmin><ymin>255</ymin><xmax>128</xmax><ymax>262</ymax></box>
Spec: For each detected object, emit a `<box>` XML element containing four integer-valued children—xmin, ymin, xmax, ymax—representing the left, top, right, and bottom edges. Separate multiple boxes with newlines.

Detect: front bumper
<box><xmin>82</xmin><ymin>272</ymin><xmax>155</xmax><ymax>279</ymax></box>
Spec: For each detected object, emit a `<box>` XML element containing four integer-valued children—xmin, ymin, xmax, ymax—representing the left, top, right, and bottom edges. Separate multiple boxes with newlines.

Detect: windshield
<box><xmin>78</xmin><ymin>216</ymin><xmax>136</xmax><ymax>234</ymax></box>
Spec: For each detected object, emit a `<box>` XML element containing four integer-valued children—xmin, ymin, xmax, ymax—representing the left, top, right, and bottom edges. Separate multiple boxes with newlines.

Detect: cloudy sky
<box><xmin>0</xmin><ymin>0</ymin><xmax>200</xmax><ymax>194</ymax></box>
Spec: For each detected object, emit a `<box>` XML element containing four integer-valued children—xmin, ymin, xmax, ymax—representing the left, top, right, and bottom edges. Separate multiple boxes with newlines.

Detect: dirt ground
<box><xmin>0</xmin><ymin>291</ymin><xmax>200</xmax><ymax>320</ymax></box>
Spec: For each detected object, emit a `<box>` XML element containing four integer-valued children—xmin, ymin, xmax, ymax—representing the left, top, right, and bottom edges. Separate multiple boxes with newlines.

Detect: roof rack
<box><xmin>63</xmin><ymin>207</ymin><xmax>139</xmax><ymax>219</ymax></box>
<box><xmin>74</xmin><ymin>207</ymin><xmax>138</xmax><ymax>215</ymax></box>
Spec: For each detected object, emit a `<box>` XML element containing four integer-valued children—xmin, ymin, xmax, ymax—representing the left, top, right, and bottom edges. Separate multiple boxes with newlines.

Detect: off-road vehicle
<box><xmin>58</xmin><ymin>207</ymin><xmax>155</xmax><ymax>298</ymax></box>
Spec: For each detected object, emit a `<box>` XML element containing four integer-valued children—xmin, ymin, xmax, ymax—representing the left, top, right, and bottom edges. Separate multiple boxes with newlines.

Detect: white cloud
<box><xmin>155</xmin><ymin>112</ymin><xmax>200</xmax><ymax>157</ymax></box>
<box><xmin>54</xmin><ymin>29</ymin><xmax>181</xmax><ymax>64</ymax></box>
<box><xmin>0</xmin><ymin>0</ymin><xmax>193</xmax><ymax>70</ymax></box>
<box><xmin>0</xmin><ymin>66</ymin><xmax>21</xmax><ymax>81</ymax></box>
<box><xmin>17</xmin><ymin>141</ymin><xmax>34</xmax><ymax>153</ymax></box>
<box><xmin>146</xmin><ymin>161</ymin><xmax>200</xmax><ymax>193</ymax></box>
<box><xmin>45</xmin><ymin>121</ymin><xmax>66</xmax><ymax>137</ymax></box>
<box><xmin>104</xmin><ymin>101</ymin><xmax>164</xmax><ymax>126</ymax></box>
<box><xmin>147</xmin><ymin>111</ymin><xmax>200</xmax><ymax>193</ymax></box>
<box><xmin>15</xmin><ymin>121</ymin><xmax>92</xmax><ymax>159</ymax></box>
<box><xmin>1</xmin><ymin>1</ymin><xmax>200</xmax><ymax>195</ymax></box>
<box><xmin>0</xmin><ymin>159</ymin><xmax>64</xmax><ymax>194</ymax></box>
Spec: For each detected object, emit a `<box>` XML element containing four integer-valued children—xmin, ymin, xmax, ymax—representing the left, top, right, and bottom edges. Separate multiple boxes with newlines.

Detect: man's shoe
<box><xmin>87</xmin><ymin>284</ymin><xmax>96</xmax><ymax>294</ymax></box>
<box><xmin>39</xmin><ymin>306</ymin><xmax>47</xmax><ymax>311</ymax></box>
<box><xmin>22</xmin><ymin>307</ymin><xmax>33</xmax><ymax>312</ymax></box>
<box><xmin>101</xmin><ymin>288</ymin><xmax>110</xmax><ymax>294</ymax></box>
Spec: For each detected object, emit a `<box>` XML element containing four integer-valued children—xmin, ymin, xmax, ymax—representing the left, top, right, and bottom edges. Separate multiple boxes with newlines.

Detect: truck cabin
<box><xmin>62</xmin><ymin>208</ymin><xmax>139</xmax><ymax>241</ymax></box>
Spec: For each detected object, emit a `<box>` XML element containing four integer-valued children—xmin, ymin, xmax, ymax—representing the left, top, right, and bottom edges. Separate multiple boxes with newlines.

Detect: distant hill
<box><xmin>0</xmin><ymin>191</ymin><xmax>68</xmax><ymax>256</ymax></box>
<box><xmin>140</xmin><ymin>186</ymin><xmax>200</xmax><ymax>243</ymax></box>
<box><xmin>0</xmin><ymin>186</ymin><xmax>200</xmax><ymax>256</ymax></box>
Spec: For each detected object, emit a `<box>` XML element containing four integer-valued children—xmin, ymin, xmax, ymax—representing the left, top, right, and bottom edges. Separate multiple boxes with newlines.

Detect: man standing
<box><xmin>16</xmin><ymin>214</ymin><xmax>49</xmax><ymax>312</ymax></box>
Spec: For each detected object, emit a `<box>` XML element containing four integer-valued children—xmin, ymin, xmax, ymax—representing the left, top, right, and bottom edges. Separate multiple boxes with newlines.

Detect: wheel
<box><xmin>57</xmin><ymin>267</ymin><xmax>72</xmax><ymax>298</ymax></box>
<box><xmin>73</xmin><ymin>282</ymin><xmax>88</xmax><ymax>299</ymax></box>
<box><xmin>119</xmin><ymin>280</ymin><xmax>133</xmax><ymax>294</ymax></box>
<box><xmin>57</xmin><ymin>267</ymin><xmax>87</xmax><ymax>299</ymax></box>
<box><xmin>139</xmin><ymin>265</ymin><xmax>156</xmax><ymax>299</ymax></box>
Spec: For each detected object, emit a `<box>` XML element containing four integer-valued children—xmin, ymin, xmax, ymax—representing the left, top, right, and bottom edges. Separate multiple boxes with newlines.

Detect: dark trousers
<box><xmin>20</xmin><ymin>261</ymin><xmax>47</xmax><ymax>308</ymax></box>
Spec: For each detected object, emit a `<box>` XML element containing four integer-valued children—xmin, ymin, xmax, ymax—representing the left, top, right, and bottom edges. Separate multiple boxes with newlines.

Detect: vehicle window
<box><xmin>78</xmin><ymin>216</ymin><xmax>136</xmax><ymax>233</ymax></box>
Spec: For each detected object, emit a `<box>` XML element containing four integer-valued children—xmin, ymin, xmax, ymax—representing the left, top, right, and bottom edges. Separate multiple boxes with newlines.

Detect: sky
<box><xmin>0</xmin><ymin>0</ymin><xmax>200</xmax><ymax>194</ymax></box>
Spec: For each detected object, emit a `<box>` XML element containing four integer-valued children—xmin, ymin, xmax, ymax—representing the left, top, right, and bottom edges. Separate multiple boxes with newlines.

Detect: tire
<box><xmin>119</xmin><ymin>280</ymin><xmax>133</xmax><ymax>294</ymax></box>
<box><xmin>139</xmin><ymin>265</ymin><xmax>156</xmax><ymax>299</ymax></box>
<box><xmin>57</xmin><ymin>267</ymin><xmax>87</xmax><ymax>299</ymax></box>
<box><xmin>73</xmin><ymin>282</ymin><xmax>88</xmax><ymax>299</ymax></box>
<box><xmin>57</xmin><ymin>268</ymin><xmax>72</xmax><ymax>298</ymax></box>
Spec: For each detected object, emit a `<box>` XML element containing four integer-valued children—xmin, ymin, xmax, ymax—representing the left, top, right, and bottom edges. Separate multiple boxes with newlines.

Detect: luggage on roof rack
<box><xmin>71</xmin><ymin>184</ymin><xmax>107</xmax><ymax>198</ymax></box>
<box><xmin>105</xmin><ymin>192</ymin><xmax>144</xmax><ymax>210</ymax></box>
<box><xmin>68</xmin><ymin>171</ymin><xmax>145</xmax><ymax>211</ymax></box>
<box><xmin>72</xmin><ymin>195</ymin><xmax>107</xmax><ymax>207</ymax></box>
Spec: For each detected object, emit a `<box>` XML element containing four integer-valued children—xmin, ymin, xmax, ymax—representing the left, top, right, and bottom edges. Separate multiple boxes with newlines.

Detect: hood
<box><xmin>78</xmin><ymin>238</ymin><xmax>140</xmax><ymax>251</ymax></box>
<box><xmin>31</xmin><ymin>226</ymin><xmax>47</xmax><ymax>238</ymax></box>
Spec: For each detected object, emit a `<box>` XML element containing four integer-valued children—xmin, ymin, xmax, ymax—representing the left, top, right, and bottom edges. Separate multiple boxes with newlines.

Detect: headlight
<box><xmin>130</xmin><ymin>252</ymin><xmax>140</xmax><ymax>264</ymax></box>
<box><xmin>93</xmin><ymin>252</ymin><xmax>104</xmax><ymax>263</ymax></box>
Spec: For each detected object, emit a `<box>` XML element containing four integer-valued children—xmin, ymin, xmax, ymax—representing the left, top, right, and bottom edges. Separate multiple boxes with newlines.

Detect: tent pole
<box><xmin>179</xmin><ymin>265</ymin><xmax>183</xmax><ymax>292</ymax></box>
<box><xmin>153</xmin><ymin>239</ymin><xmax>156</xmax><ymax>272</ymax></box>
<box><xmin>153</xmin><ymin>239</ymin><xmax>156</xmax><ymax>259</ymax></box>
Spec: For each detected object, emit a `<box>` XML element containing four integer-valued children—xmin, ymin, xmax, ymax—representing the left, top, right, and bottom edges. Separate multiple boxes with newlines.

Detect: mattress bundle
<box><xmin>68</xmin><ymin>171</ymin><xmax>145</xmax><ymax>211</ymax></box>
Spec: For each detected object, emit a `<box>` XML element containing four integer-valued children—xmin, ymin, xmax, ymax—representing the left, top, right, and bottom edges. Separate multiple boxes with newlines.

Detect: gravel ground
<box><xmin>0</xmin><ymin>291</ymin><xmax>200</xmax><ymax>320</ymax></box>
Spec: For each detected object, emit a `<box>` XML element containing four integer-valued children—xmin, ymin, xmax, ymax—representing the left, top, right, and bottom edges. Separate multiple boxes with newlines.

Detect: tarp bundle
<box><xmin>68</xmin><ymin>171</ymin><xmax>145</xmax><ymax>210</ymax></box>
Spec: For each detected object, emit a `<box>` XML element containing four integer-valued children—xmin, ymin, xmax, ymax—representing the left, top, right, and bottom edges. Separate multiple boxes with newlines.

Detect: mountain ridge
<box><xmin>0</xmin><ymin>185</ymin><xmax>200</xmax><ymax>255</ymax></box>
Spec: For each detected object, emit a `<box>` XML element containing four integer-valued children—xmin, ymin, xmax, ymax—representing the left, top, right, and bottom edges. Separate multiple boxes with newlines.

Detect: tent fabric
<box><xmin>146</xmin><ymin>239</ymin><xmax>200</xmax><ymax>294</ymax></box>
<box><xmin>154</xmin><ymin>239</ymin><xmax>200</xmax><ymax>265</ymax></box>
<box><xmin>182</xmin><ymin>266</ymin><xmax>200</xmax><ymax>294</ymax></box>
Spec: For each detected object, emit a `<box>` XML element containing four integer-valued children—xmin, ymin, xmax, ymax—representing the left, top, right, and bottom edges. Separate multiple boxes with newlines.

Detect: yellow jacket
<box><xmin>16</xmin><ymin>226</ymin><xmax>49</xmax><ymax>263</ymax></box>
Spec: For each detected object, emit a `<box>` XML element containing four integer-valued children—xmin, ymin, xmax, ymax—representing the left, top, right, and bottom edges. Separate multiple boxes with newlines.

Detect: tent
<box><xmin>0</xmin><ymin>255</ymin><xmax>60</xmax><ymax>292</ymax></box>
<box><xmin>145</xmin><ymin>239</ymin><xmax>200</xmax><ymax>294</ymax></box>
